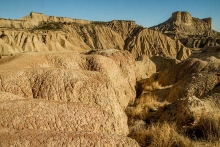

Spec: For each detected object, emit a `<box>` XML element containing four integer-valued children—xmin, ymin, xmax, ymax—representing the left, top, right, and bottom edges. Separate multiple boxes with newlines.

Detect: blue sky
<box><xmin>1</xmin><ymin>0</ymin><xmax>220</xmax><ymax>32</ymax></box>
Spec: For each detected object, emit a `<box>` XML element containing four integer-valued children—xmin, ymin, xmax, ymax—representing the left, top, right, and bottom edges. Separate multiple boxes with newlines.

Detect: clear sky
<box><xmin>0</xmin><ymin>0</ymin><xmax>220</xmax><ymax>32</ymax></box>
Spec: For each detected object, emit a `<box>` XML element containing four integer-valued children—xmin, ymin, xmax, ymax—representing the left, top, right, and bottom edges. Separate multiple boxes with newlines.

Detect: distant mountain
<box><xmin>150</xmin><ymin>11</ymin><xmax>220</xmax><ymax>48</ymax></box>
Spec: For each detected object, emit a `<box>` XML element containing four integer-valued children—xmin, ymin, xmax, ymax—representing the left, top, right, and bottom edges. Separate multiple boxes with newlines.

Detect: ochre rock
<box><xmin>0</xmin><ymin>50</ymin><xmax>136</xmax><ymax>135</ymax></box>
<box><xmin>150</xmin><ymin>11</ymin><xmax>220</xmax><ymax>48</ymax></box>
<box><xmin>0</xmin><ymin>12</ymin><xmax>191</xmax><ymax>62</ymax></box>
<box><xmin>124</xmin><ymin>28</ymin><xmax>191</xmax><ymax>60</ymax></box>
<box><xmin>157</xmin><ymin>96</ymin><xmax>212</xmax><ymax>125</ymax></box>
<box><xmin>0</xmin><ymin>99</ymin><xmax>119</xmax><ymax>133</ymax></box>
<box><xmin>0</xmin><ymin>131</ymin><xmax>139</xmax><ymax>147</ymax></box>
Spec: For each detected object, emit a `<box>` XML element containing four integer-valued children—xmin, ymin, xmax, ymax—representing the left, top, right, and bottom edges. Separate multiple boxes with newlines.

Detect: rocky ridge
<box><xmin>150</xmin><ymin>11</ymin><xmax>220</xmax><ymax>48</ymax></box>
<box><xmin>0</xmin><ymin>12</ymin><xmax>191</xmax><ymax>64</ymax></box>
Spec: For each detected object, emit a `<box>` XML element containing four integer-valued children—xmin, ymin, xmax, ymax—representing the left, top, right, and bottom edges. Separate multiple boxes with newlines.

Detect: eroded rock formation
<box><xmin>0</xmin><ymin>12</ymin><xmax>191</xmax><ymax>65</ymax></box>
<box><xmin>1</xmin><ymin>11</ymin><xmax>219</xmax><ymax>147</ymax></box>
<box><xmin>128</xmin><ymin>46</ymin><xmax>220</xmax><ymax>146</ymax></box>
<box><xmin>0</xmin><ymin>50</ymin><xmax>139</xmax><ymax>146</ymax></box>
<box><xmin>150</xmin><ymin>11</ymin><xmax>220</xmax><ymax>48</ymax></box>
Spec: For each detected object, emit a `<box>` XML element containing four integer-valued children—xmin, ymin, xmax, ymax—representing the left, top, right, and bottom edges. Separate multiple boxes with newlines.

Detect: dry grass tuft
<box><xmin>128</xmin><ymin>119</ymin><xmax>148</xmax><ymax>147</ymax></box>
<box><xmin>130</xmin><ymin>93</ymin><xmax>162</xmax><ymax>120</ymax></box>
<box><xmin>136</xmin><ymin>73</ymin><xmax>161</xmax><ymax>97</ymax></box>
<box><xmin>145</xmin><ymin>122</ymin><xmax>192</xmax><ymax>147</ymax></box>
<box><xmin>141</xmin><ymin>80</ymin><xmax>162</xmax><ymax>92</ymax></box>
<box><xmin>187</xmin><ymin>113</ymin><xmax>220</xmax><ymax>142</ymax></box>
<box><xmin>129</xmin><ymin>121</ymin><xmax>192</xmax><ymax>147</ymax></box>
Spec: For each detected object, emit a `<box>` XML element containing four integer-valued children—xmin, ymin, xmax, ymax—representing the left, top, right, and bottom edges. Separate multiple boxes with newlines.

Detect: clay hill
<box><xmin>0</xmin><ymin>12</ymin><xmax>190</xmax><ymax>60</ymax></box>
<box><xmin>150</xmin><ymin>11</ymin><xmax>220</xmax><ymax>48</ymax></box>
<box><xmin>0</xmin><ymin>12</ymin><xmax>220</xmax><ymax>147</ymax></box>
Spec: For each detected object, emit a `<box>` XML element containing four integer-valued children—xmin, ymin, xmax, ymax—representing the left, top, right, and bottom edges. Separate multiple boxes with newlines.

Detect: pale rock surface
<box><xmin>0</xmin><ymin>99</ymin><xmax>119</xmax><ymax>133</ymax></box>
<box><xmin>135</xmin><ymin>55</ymin><xmax>156</xmax><ymax>80</ymax></box>
<box><xmin>0</xmin><ymin>92</ymin><xmax>25</xmax><ymax>102</ymax></box>
<box><xmin>0</xmin><ymin>131</ymin><xmax>139</xmax><ymax>147</ymax></box>
<box><xmin>150</xmin><ymin>55</ymin><xmax>180</xmax><ymax>72</ymax></box>
<box><xmin>0</xmin><ymin>50</ymin><xmax>139</xmax><ymax>146</ymax></box>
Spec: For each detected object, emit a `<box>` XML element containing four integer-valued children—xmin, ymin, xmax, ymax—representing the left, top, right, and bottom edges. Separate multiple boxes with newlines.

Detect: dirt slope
<box><xmin>0</xmin><ymin>12</ymin><xmax>191</xmax><ymax>61</ymax></box>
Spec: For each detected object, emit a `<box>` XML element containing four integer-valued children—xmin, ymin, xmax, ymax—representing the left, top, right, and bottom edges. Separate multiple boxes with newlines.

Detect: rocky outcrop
<box><xmin>157</xmin><ymin>58</ymin><xmax>208</xmax><ymax>86</ymax></box>
<box><xmin>190</xmin><ymin>46</ymin><xmax>220</xmax><ymax>61</ymax></box>
<box><xmin>0</xmin><ymin>50</ymin><xmax>139</xmax><ymax>145</ymax></box>
<box><xmin>151</xmin><ymin>11</ymin><xmax>212</xmax><ymax>34</ymax></box>
<box><xmin>0</xmin><ymin>12</ymin><xmax>90</xmax><ymax>29</ymax></box>
<box><xmin>157</xmin><ymin>96</ymin><xmax>212</xmax><ymax>125</ymax></box>
<box><xmin>0</xmin><ymin>12</ymin><xmax>191</xmax><ymax>63</ymax></box>
<box><xmin>166</xmin><ymin>71</ymin><xmax>219</xmax><ymax>102</ymax></box>
<box><xmin>150</xmin><ymin>56</ymin><xmax>180</xmax><ymax>72</ymax></box>
<box><xmin>21</xmin><ymin>12</ymin><xmax>91</xmax><ymax>24</ymax></box>
<box><xmin>150</xmin><ymin>11</ymin><xmax>220</xmax><ymax>48</ymax></box>
<box><xmin>124</xmin><ymin>28</ymin><xmax>191</xmax><ymax>60</ymax></box>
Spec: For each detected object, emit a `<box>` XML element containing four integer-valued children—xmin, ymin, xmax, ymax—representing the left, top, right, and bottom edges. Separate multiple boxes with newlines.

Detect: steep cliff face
<box><xmin>0</xmin><ymin>12</ymin><xmax>191</xmax><ymax>62</ymax></box>
<box><xmin>151</xmin><ymin>11</ymin><xmax>213</xmax><ymax>36</ymax></box>
<box><xmin>150</xmin><ymin>11</ymin><xmax>220</xmax><ymax>48</ymax></box>
<box><xmin>21</xmin><ymin>12</ymin><xmax>91</xmax><ymax>24</ymax></box>
<box><xmin>124</xmin><ymin>28</ymin><xmax>191</xmax><ymax>60</ymax></box>
<box><xmin>0</xmin><ymin>12</ymin><xmax>90</xmax><ymax>29</ymax></box>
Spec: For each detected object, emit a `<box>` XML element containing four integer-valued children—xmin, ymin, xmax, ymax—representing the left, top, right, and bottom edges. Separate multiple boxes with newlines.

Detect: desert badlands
<box><xmin>0</xmin><ymin>11</ymin><xmax>220</xmax><ymax>147</ymax></box>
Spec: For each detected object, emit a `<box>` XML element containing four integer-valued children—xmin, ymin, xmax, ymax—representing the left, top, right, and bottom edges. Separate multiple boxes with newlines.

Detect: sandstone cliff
<box><xmin>0</xmin><ymin>12</ymin><xmax>191</xmax><ymax>64</ymax></box>
<box><xmin>150</xmin><ymin>11</ymin><xmax>220</xmax><ymax>48</ymax></box>
<box><xmin>0</xmin><ymin>12</ymin><xmax>90</xmax><ymax>29</ymax></box>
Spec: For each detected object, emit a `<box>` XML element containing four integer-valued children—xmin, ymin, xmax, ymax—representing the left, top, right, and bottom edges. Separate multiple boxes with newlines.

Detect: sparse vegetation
<box><xmin>128</xmin><ymin>120</ymin><xmax>193</xmax><ymax>147</ymax></box>
<box><xmin>128</xmin><ymin>69</ymin><xmax>220</xmax><ymax>147</ymax></box>
<box><xmin>128</xmin><ymin>93</ymin><xmax>161</xmax><ymax>120</ymax></box>
<box><xmin>91</xmin><ymin>21</ymin><xmax>108</xmax><ymax>26</ymax></box>
<box><xmin>32</xmin><ymin>21</ymin><xmax>64</xmax><ymax>31</ymax></box>
<box><xmin>145</xmin><ymin>123</ymin><xmax>193</xmax><ymax>147</ymax></box>
<box><xmin>187</xmin><ymin>113</ymin><xmax>220</xmax><ymax>142</ymax></box>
